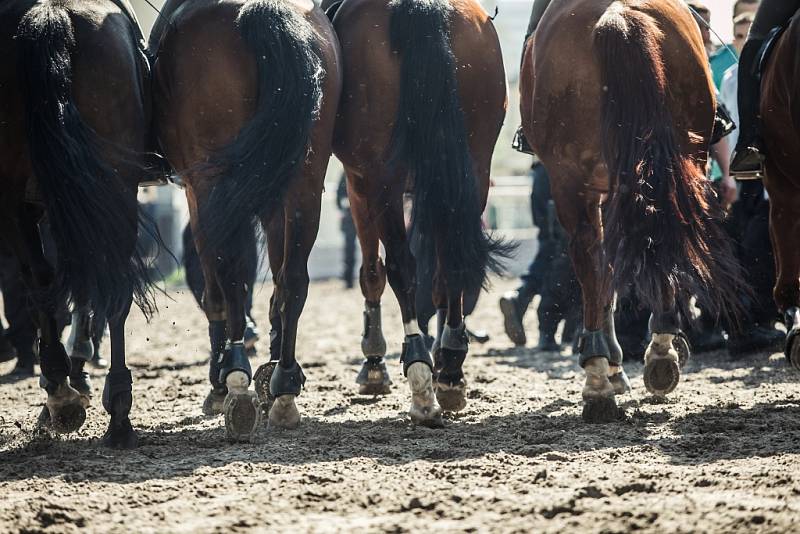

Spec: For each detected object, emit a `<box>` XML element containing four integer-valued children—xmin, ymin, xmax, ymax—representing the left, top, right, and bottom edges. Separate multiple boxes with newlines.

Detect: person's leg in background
<box><xmin>341</xmin><ymin>207</ymin><xmax>357</xmax><ymax>290</ymax></box>
<box><xmin>500</xmin><ymin>161</ymin><xmax>557</xmax><ymax>346</ymax></box>
<box><xmin>726</xmin><ymin>181</ymin><xmax>783</xmax><ymax>355</ymax></box>
<box><xmin>0</xmin><ymin>252</ymin><xmax>36</xmax><ymax>378</ymax></box>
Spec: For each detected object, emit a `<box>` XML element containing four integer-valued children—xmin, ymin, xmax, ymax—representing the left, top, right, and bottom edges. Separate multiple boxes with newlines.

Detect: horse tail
<box><xmin>16</xmin><ymin>2</ymin><xmax>154</xmax><ymax>317</ymax></box>
<box><xmin>593</xmin><ymin>5</ymin><xmax>743</xmax><ymax>320</ymax></box>
<box><xmin>201</xmin><ymin>0</ymin><xmax>323</xmax><ymax>263</ymax></box>
<box><xmin>389</xmin><ymin>0</ymin><xmax>509</xmax><ymax>295</ymax></box>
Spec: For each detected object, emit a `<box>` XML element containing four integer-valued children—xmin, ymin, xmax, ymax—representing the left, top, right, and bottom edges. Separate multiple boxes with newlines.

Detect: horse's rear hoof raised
<box><xmin>644</xmin><ymin>356</ymin><xmax>680</xmax><ymax>397</ymax></box>
<box><xmin>223</xmin><ymin>371</ymin><xmax>261</xmax><ymax>442</ymax></box>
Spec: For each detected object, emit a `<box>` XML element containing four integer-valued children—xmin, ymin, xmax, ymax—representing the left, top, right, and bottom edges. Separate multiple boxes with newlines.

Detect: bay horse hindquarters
<box><xmin>331</xmin><ymin>0</ymin><xmax>507</xmax><ymax>425</ymax></box>
<box><xmin>524</xmin><ymin>0</ymin><xmax>742</xmax><ymax>422</ymax></box>
<box><xmin>151</xmin><ymin>0</ymin><xmax>341</xmax><ymax>440</ymax></box>
<box><xmin>0</xmin><ymin>0</ymin><xmax>155</xmax><ymax>447</ymax></box>
<box><xmin>761</xmin><ymin>10</ymin><xmax>800</xmax><ymax>368</ymax></box>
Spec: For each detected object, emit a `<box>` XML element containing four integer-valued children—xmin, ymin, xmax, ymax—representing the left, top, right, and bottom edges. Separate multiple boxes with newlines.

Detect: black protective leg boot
<box><xmin>731</xmin><ymin>38</ymin><xmax>766</xmax><ymax>178</ymax></box>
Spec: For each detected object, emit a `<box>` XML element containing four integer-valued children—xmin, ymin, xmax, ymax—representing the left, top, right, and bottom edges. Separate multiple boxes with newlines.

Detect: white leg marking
<box><xmin>404</xmin><ymin>321</ymin><xmax>421</xmax><ymax>336</ymax></box>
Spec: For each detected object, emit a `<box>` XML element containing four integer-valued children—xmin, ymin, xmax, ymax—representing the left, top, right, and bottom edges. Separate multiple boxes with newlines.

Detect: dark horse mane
<box><xmin>199</xmin><ymin>0</ymin><xmax>324</xmax><ymax>269</ymax></box>
<box><xmin>594</xmin><ymin>5</ymin><xmax>745</xmax><ymax>323</ymax></box>
<box><xmin>388</xmin><ymin>0</ymin><xmax>511</xmax><ymax>293</ymax></box>
<box><xmin>15</xmin><ymin>1</ymin><xmax>156</xmax><ymax>318</ymax></box>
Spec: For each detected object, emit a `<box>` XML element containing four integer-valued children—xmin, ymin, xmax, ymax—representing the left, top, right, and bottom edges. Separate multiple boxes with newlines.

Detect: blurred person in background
<box><xmin>336</xmin><ymin>173</ymin><xmax>357</xmax><ymax>290</ymax></box>
<box><xmin>499</xmin><ymin>160</ymin><xmax>581</xmax><ymax>351</ymax></box>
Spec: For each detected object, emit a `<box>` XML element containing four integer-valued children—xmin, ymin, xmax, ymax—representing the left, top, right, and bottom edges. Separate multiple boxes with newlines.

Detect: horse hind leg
<box><xmin>101</xmin><ymin>291</ymin><xmax>139</xmax><ymax>449</ymax></box>
<box><xmin>11</xmin><ymin>210</ymin><xmax>86</xmax><ymax>433</ymax></box>
<box><xmin>216</xmin><ymin>237</ymin><xmax>261</xmax><ymax>442</ymax></box>
<box><xmin>349</xmin><ymin>180</ymin><xmax>392</xmax><ymax>395</ymax></box>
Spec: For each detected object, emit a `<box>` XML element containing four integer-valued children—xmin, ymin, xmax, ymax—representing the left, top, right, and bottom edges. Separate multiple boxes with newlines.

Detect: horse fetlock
<box><xmin>225</xmin><ymin>370</ymin><xmax>250</xmax><ymax>392</ymax></box>
<box><xmin>268</xmin><ymin>394</ymin><xmax>301</xmax><ymax>429</ymax></box>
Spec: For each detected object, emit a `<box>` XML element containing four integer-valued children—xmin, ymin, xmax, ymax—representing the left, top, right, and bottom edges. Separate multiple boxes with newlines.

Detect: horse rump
<box><xmin>15</xmin><ymin>1</ymin><xmax>154</xmax><ymax>318</ymax></box>
<box><xmin>593</xmin><ymin>3</ymin><xmax>744</xmax><ymax>322</ymax></box>
<box><xmin>200</xmin><ymin>0</ymin><xmax>324</xmax><ymax>267</ymax></box>
<box><xmin>388</xmin><ymin>0</ymin><xmax>511</xmax><ymax>295</ymax></box>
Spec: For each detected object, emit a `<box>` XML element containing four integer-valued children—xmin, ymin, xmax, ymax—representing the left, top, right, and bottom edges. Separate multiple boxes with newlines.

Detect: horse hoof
<box><xmin>253</xmin><ymin>362</ymin><xmax>276</xmax><ymax>410</ymax></box>
<box><xmin>609</xmin><ymin>369</ymin><xmax>632</xmax><ymax>396</ymax></box>
<box><xmin>45</xmin><ymin>383</ymin><xmax>87</xmax><ymax>433</ymax></box>
<box><xmin>582</xmin><ymin>395</ymin><xmax>620</xmax><ymax>423</ymax></box>
<box><xmin>47</xmin><ymin>402</ymin><xmax>87</xmax><ymax>434</ymax></box>
<box><xmin>268</xmin><ymin>395</ymin><xmax>301</xmax><ymax>429</ymax></box>
<box><xmin>673</xmin><ymin>335</ymin><xmax>691</xmax><ymax>369</ymax></box>
<box><xmin>435</xmin><ymin>381</ymin><xmax>467</xmax><ymax>412</ymax></box>
<box><xmin>356</xmin><ymin>358</ymin><xmax>392</xmax><ymax>396</ymax></box>
<box><xmin>102</xmin><ymin>418</ymin><xmax>139</xmax><ymax>449</ymax></box>
<box><xmin>223</xmin><ymin>371</ymin><xmax>261</xmax><ymax>442</ymax></box>
<box><xmin>643</xmin><ymin>357</ymin><xmax>680</xmax><ymax>397</ymax></box>
<box><xmin>202</xmin><ymin>388</ymin><xmax>226</xmax><ymax>416</ymax></box>
<box><xmin>409</xmin><ymin>403</ymin><xmax>444</xmax><ymax>428</ymax></box>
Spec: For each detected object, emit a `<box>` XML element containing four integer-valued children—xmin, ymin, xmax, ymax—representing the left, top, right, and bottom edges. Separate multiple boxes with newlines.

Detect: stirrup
<box><xmin>730</xmin><ymin>146</ymin><xmax>765</xmax><ymax>180</ymax></box>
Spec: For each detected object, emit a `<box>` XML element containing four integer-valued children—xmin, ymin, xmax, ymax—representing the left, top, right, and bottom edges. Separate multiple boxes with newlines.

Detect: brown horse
<box><xmin>521</xmin><ymin>0</ymin><xmax>743</xmax><ymax>422</ymax></box>
<box><xmin>761</xmin><ymin>9</ymin><xmax>800</xmax><ymax>367</ymax></box>
<box><xmin>327</xmin><ymin>0</ymin><xmax>507</xmax><ymax>426</ymax></box>
<box><xmin>0</xmin><ymin>0</ymin><xmax>157</xmax><ymax>447</ymax></box>
<box><xmin>149</xmin><ymin>0</ymin><xmax>341</xmax><ymax>441</ymax></box>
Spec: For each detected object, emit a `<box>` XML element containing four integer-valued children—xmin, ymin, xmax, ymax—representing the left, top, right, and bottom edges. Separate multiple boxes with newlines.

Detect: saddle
<box><xmin>756</xmin><ymin>17</ymin><xmax>794</xmax><ymax>81</ymax></box>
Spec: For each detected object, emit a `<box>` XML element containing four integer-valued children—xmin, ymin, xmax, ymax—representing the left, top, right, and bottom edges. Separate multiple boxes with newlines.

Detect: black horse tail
<box><xmin>201</xmin><ymin>0</ymin><xmax>323</xmax><ymax>264</ymax></box>
<box><xmin>594</xmin><ymin>5</ymin><xmax>744</xmax><ymax>321</ymax></box>
<box><xmin>389</xmin><ymin>0</ymin><xmax>509</xmax><ymax>295</ymax></box>
<box><xmin>16</xmin><ymin>2</ymin><xmax>154</xmax><ymax>317</ymax></box>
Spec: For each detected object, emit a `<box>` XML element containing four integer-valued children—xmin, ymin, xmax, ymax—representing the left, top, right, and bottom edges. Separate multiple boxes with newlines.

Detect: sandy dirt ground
<box><xmin>1</xmin><ymin>278</ymin><xmax>799</xmax><ymax>533</ymax></box>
